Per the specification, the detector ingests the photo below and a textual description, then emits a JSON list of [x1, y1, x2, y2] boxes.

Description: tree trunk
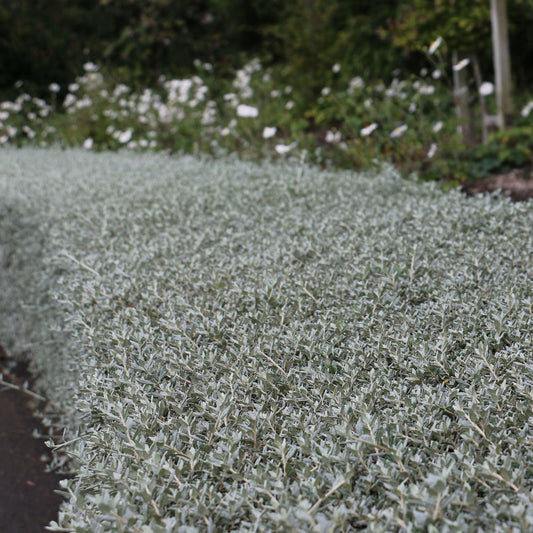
[[490, 0, 512, 128]]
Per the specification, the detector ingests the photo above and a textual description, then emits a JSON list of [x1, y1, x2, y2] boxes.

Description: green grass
[[1, 147, 532, 532]]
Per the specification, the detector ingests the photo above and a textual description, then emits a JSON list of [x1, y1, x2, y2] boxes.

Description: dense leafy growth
[[1, 148, 532, 531]]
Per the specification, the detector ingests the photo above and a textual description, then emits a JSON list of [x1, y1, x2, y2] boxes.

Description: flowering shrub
[[3, 54, 530, 182], [1, 148, 532, 532]]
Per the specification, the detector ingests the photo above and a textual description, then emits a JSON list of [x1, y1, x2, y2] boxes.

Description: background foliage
[[2, 0, 533, 93]]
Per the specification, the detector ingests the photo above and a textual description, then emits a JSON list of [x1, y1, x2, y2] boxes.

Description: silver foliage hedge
[[1, 147, 532, 532]]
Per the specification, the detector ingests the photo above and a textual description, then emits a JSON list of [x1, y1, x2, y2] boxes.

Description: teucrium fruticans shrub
[[0, 147, 532, 532]]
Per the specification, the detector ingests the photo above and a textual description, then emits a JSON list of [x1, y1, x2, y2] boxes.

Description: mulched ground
[[0, 346, 66, 533], [461, 165, 533, 202], [0, 169, 530, 532]]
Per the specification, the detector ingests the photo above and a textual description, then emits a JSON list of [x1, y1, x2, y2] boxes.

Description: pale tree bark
[[491, 0, 512, 128]]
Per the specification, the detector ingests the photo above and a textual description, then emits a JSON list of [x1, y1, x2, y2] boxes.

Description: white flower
[[275, 143, 295, 155], [521, 101, 533, 117], [432, 69, 442, 80], [106, 125, 115, 135], [390, 124, 408, 138], [83, 62, 99, 72], [63, 94, 77, 108], [349, 76, 365, 90], [325, 130, 342, 144], [321, 87, 331, 97], [427, 143, 438, 158], [27, 112, 37, 121], [332, 63, 341, 73], [429, 37, 443, 55], [408, 102, 417, 113], [364, 99, 372, 108], [68, 83, 80, 92], [285, 101, 294, 110], [0, 134, 8, 144], [418, 85, 435, 95], [432, 121, 443, 133], [420, 68, 428, 77], [220, 127, 230, 136], [236, 104, 259, 118], [6, 126, 17, 137], [270, 89, 281, 98], [83, 137, 94, 150], [452, 58, 470, 72], [479, 82, 494, 96], [49, 82, 60, 93], [263, 127, 277, 139], [22, 125, 36, 139], [117, 129, 133, 143], [360, 123, 378, 136], [0, 111, 9, 120]]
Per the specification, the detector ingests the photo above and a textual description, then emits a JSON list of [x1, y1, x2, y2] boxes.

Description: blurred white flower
[[349, 76, 365, 90], [432, 69, 442, 80], [117, 129, 133, 143], [83, 62, 99, 72], [237, 104, 259, 118], [452, 58, 470, 72], [106, 125, 115, 135], [427, 143, 438, 158], [83, 137, 94, 150], [325, 130, 342, 143], [0, 134, 8, 144], [0, 111, 9, 120], [420, 68, 428, 77], [68, 83, 80, 92], [49, 82, 60, 93], [390, 124, 408, 138], [479, 82, 494, 96], [432, 121, 443, 133], [521, 101, 533, 117], [332, 63, 341, 73], [270, 89, 281, 98], [284, 86, 293, 94], [321, 87, 331, 97], [14, 80, 23, 89], [27, 112, 37, 121], [429, 37, 443, 55], [22, 125, 36, 139], [409, 102, 417, 113], [285, 101, 294, 110], [220, 127, 230, 136], [360, 123, 378, 136], [263, 126, 277, 139], [63, 93, 77, 108], [139, 139, 149, 148], [275, 143, 295, 154], [6, 126, 17, 137], [364, 98, 372, 108], [418, 85, 435, 95]]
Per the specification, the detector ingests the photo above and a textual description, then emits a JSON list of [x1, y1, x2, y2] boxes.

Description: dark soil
[[0, 346, 66, 533], [461, 165, 533, 202]]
